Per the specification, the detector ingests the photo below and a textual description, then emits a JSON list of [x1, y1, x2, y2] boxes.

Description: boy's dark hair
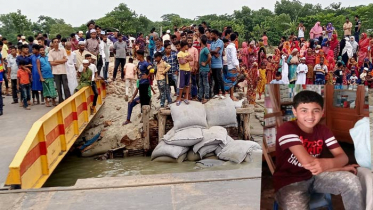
[[201, 35, 207, 45], [2, 37, 6, 41], [293, 90, 324, 110], [164, 42, 171, 48], [146, 55, 151, 61], [337, 62, 343, 67], [263, 32, 267, 35], [19, 60, 26, 66], [21, 44, 28, 50], [174, 40, 180, 46], [174, 28, 178, 32], [0, 41, 2, 46], [70, 33, 76, 38], [43, 34, 48, 38], [198, 26, 204, 34], [27, 36, 34, 42], [282, 36, 287, 40], [137, 50, 145, 56], [211, 29, 219, 36], [32, 44, 40, 50], [129, 58, 133, 62], [86, 20, 95, 28], [9, 46, 16, 50], [51, 37, 59, 43], [187, 30, 193, 35], [205, 28, 211, 33], [164, 40, 171, 46], [117, 33, 122, 37], [17, 34, 22, 38], [154, 52, 163, 58], [222, 38, 229, 43], [85, 54, 91, 58], [56, 34, 62, 39], [230, 33, 237, 41], [180, 40, 188, 48], [171, 35, 177, 40], [275, 72, 282, 77], [61, 38, 67, 42], [355, 15, 359, 18], [234, 31, 239, 37], [39, 45, 45, 50], [225, 29, 232, 35]]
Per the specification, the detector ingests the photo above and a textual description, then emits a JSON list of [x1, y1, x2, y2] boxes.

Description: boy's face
[[136, 54, 143, 61], [275, 75, 281, 81], [292, 102, 324, 132], [155, 56, 161, 63], [32, 48, 39, 54], [176, 44, 181, 51]]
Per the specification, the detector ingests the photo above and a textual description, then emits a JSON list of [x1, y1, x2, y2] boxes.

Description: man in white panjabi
[[65, 42, 78, 95], [295, 57, 308, 84], [281, 54, 289, 84]]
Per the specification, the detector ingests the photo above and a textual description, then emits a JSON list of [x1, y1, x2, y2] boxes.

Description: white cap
[[345, 37, 349, 41], [100, 31, 106, 35], [90, 29, 97, 33], [166, 30, 170, 33], [0, 34, 2, 37], [300, 57, 306, 60], [82, 59, 89, 64], [78, 31, 83, 34], [78, 41, 85, 45], [364, 67, 368, 71], [21, 36, 26, 39]]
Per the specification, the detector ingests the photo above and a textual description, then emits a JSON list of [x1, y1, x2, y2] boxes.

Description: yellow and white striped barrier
[[5, 81, 106, 189]]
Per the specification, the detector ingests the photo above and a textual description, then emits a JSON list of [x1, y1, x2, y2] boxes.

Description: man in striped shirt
[[274, 90, 363, 210]]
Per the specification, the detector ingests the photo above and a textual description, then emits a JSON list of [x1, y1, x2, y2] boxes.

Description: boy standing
[[17, 61, 32, 110], [37, 46, 57, 107], [295, 57, 308, 84], [198, 35, 211, 104], [333, 62, 344, 89], [123, 57, 137, 101], [274, 90, 363, 210], [270, 72, 285, 84], [79, 54, 98, 113], [313, 58, 328, 85], [176, 40, 193, 106], [7, 46, 19, 104], [154, 52, 172, 108], [136, 50, 153, 109]]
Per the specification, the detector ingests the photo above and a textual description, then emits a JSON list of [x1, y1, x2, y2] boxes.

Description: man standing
[[65, 42, 78, 95], [113, 34, 127, 81], [225, 34, 240, 101], [163, 30, 171, 44], [298, 22, 306, 42], [74, 41, 91, 69], [85, 29, 99, 58], [187, 37, 199, 100], [48, 38, 70, 103], [163, 42, 179, 96], [101, 33, 112, 81], [37, 46, 57, 107], [7, 46, 19, 104], [354, 15, 362, 43], [209, 29, 225, 99], [343, 17, 352, 37]]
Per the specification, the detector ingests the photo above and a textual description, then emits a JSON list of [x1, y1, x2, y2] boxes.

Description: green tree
[[49, 23, 74, 38], [0, 9, 33, 43]]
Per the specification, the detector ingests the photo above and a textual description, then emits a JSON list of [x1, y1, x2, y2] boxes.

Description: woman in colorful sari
[[257, 62, 266, 100], [76, 60, 92, 91], [282, 41, 291, 55], [266, 56, 275, 83], [287, 48, 299, 84], [257, 47, 267, 67], [305, 48, 316, 84], [326, 23, 334, 39], [247, 41, 257, 69], [246, 62, 258, 104], [291, 41, 300, 52], [358, 33, 370, 67], [309, 22, 323, 39], [329, 34, 340, 60], [273, 48, 281, 71], [240, 42, 249, 69], [326, 50, 336, 84]]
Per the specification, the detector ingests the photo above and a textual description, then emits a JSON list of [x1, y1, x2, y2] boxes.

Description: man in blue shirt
[[163, 42, 179, 95], [136, 50, 153, 108], [209, 29, 225, 99]]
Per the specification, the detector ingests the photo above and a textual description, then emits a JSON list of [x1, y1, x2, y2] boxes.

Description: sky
[[0, 0, 371, 27]]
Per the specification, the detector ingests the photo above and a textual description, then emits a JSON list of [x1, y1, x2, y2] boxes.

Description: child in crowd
[[295, 57, 308, 84], [348, 72, 358, 90], [17, 60, 32, 110], [37, 46, 57, 107], [274, 90, 363, 210], [154, 52, 172, 108], [198, 35, 211, 104], [145, 55, 156, 95], [313, 58, 328, 85], [176, 40, 193, 106], [333, 62, 344, 89], [123, 57, 137, 101], [78, 54, 98, 113], [136, 50, 153, 109], [257, 62, 266, 100], [122, 79, 152, 126], [270, 72, 285, 84], [360, 67, 368, 85]]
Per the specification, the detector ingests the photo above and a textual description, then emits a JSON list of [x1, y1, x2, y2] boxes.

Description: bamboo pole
[[158, 108, 167, 142], [142, 105, 150, 151]]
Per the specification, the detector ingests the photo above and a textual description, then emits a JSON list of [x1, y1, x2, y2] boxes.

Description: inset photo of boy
[[261, 84, 371, 210]]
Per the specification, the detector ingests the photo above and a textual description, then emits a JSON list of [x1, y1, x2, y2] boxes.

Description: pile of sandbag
[[151, 99, 262, 164]]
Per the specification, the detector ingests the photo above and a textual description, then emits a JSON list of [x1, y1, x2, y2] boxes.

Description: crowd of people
[[0, 16, 373, 117]]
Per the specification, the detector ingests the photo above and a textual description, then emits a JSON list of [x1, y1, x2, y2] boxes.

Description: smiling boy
[[274, 90, 363, 210]]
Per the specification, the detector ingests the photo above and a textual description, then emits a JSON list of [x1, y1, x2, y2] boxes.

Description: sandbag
[[170, 101, 208, 131], [152, 153, 187, 163], [196, 159, 226, 168], [204, 98, 237, 127], [198, 145, 219, 159], [151, 141, 189, 160], [215, 146, 223, 156], [193, 126, 228, 153], [204, 153, 218, 159], [244, 149, 262, 162], [187, 150, 201, 161], [164, 127, 203, 146], [218, 140, 262, 164]]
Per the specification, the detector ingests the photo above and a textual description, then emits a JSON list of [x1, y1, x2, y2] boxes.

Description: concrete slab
[[0, 96, 51, 186]]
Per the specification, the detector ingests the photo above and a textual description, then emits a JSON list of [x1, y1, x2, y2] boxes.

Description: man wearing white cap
[[48, 38, 71, 103], [21, 36, 28, 45], [74, 41, 90, 69], [295, 57, 308, 84], [162, 30, 171, 44], [85, 29, 99, 57]]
